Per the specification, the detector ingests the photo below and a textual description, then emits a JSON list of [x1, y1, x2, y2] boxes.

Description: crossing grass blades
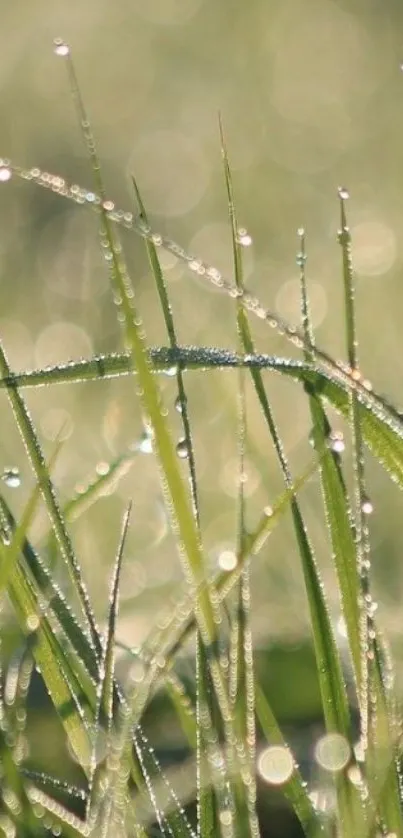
[[0, 37, 403, 838]]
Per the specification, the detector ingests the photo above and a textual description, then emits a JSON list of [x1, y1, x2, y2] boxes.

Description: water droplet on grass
[[236, 227, 253, 246], [176, 438, 188, 459], [338, 186, 350, 200], [2, 467, 21, 488], [174, 394, 187, 413], [218, 549, 237, 571], [327, 431, 345, 453], [0, 165, 12, 182], [296, 251, 307, 267], [257, 746, 294, 785], [138, 432, 153, 454], [53, 38, 70, 56], [315, 733, 350, 771], [361, 497, 373, 515]]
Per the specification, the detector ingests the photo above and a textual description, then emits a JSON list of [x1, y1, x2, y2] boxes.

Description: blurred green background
[[1, 2, 403, 811]]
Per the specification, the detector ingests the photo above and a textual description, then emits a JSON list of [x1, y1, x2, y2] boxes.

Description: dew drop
[[138, 432, 153, 454], [236, 227, 253, 247], [165, 365, 178, 377], [174, 394, 187, 413], [257, 746, 294, 785], [0, 165, 12, 182], [2, 467, 21, 488], [26, 614, 40, 633], [327, 431, 345, 453], [361, 497, 373, 516], [176, 438, 189, 459], [96, 461, 110, 477], [315, 733, 350, 772], [53, 38, 70, 57], [297, 227, 305, 237], [218, 549, 238, 572], [296, 251, 307, 268], [338, 186, 350, 200]]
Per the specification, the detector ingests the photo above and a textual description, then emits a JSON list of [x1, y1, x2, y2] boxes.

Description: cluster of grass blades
[[1, 38, 403, 838]]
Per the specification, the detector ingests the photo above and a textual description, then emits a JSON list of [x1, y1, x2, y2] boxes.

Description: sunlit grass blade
[[0, 725, 46, 836], [3, 347, 403, 491], [296, 227, 364, 834], [131, 176, 208, 836], [133, 449, 323, 781], [220, 116, 259, 837], [338, 190, 370, 727], [27, 783, 89, 837], [63, 446, 139, 523], [2, 348, 403, 493], [63, 38, 226, 684], [9, 154, 403, 439], [1, 496, 100, 689], [60, 45, 237, 837], [297, 226, 362, 678], [338, 191, 403, 834], [0, 516, 94, 768], [221, 123, 357, 834], [0, 437, 62, 597], [87, 504, 131, 826], [131, 175, 200, 525], [255, 684, 322, 838], [0, 341, 101, 659]]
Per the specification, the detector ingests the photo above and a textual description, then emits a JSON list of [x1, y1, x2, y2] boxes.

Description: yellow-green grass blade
[[338, 193, 403, 835], [61, 45, 235, 836], [0, 341, 101, 659], [220, 117, 259, 837], [255, 684, 321, 838], [3, 539, 93, 768], [87, 505, 131, 825], [221, 122, 355, 834]]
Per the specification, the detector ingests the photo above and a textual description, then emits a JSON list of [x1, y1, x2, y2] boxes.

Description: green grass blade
[[1, 497, 100, 688], [1, 537, 93, 768], [220, 117, 259, 838], [0, 439, 61, 597], [255, 684, 323, 838], [87, 504, 131, 825], [60, 46, 235, 836], [338, 192, 403, 835], [0, 342, 101, 658], [131, 175, 200, 527]]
